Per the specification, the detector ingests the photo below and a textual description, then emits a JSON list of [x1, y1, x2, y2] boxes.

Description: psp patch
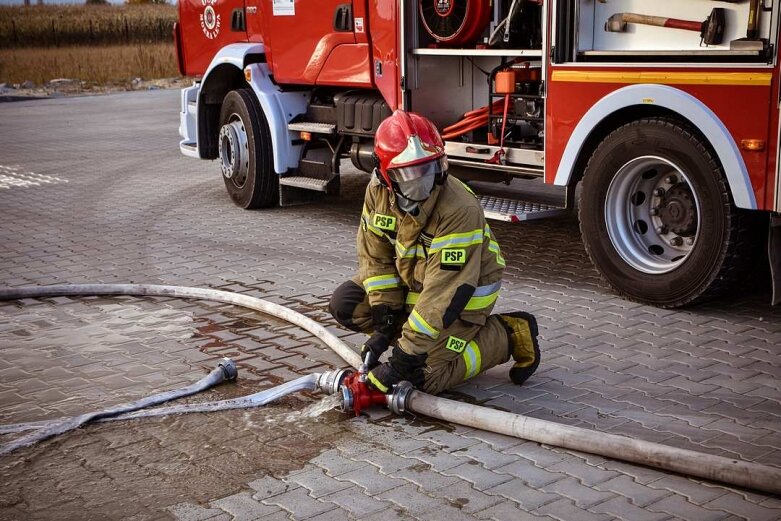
[[373, 213, 397, 232], [444, 336, 468, 353], [441, 248, 466, 267]]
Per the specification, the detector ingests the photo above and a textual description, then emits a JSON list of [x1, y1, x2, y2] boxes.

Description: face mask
[[395, 193, 421, 214], [392, 171, 436, 214]]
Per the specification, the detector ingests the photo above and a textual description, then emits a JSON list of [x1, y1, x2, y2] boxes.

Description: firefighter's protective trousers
[[329, 176, 511, 395]]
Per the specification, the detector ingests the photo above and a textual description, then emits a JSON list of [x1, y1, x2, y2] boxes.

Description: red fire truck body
[[174, 0, 781, 307]]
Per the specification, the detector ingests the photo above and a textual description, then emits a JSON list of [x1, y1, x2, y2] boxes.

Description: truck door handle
[[231, 8, 246, 32], [333, 4, 353, 32]]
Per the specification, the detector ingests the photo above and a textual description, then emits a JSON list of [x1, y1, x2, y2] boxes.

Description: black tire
[[218, 89, 277, 209], [579, 117, 755, 308]]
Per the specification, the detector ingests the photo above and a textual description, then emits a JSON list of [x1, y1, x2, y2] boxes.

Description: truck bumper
[[179, 81, 200, 158]]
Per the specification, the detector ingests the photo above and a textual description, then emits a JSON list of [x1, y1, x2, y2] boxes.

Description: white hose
[[1, 284, 780, 495]]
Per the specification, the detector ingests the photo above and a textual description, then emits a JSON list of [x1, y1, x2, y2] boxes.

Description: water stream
[[285, 393, 343, 421]]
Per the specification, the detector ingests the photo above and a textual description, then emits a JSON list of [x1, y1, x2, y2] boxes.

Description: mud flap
[[771, 213, 781, 305]]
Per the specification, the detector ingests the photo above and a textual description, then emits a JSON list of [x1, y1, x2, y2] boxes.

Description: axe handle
[[747, 0, 760, 39], [617, 13, 703, 33]]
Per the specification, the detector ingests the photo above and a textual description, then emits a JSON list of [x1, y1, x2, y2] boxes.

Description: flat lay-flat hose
[[0, 358, 236, 456]]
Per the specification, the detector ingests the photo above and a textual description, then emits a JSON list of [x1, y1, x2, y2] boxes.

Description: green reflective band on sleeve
[[430, 229, 484, 252], [408, 309, 440, 339], [441, 248, 467, 265], [363, 274, 402, 292], [405, 292, 420, 306], [464, 280, 502, 310], [489, 240, 505, 267], [445, 336, 467, 353], [372, 213, 397, 232], [367, 372, 389, 393], [463, 340, 482, 380], [395, 241, 422, 259], [485, 224, 505, 267]]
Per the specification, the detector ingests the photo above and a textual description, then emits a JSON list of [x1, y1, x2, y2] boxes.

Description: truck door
[[255, 0, 358, 85], [369, 0, 404, 110], [178, 0, 249, 76]]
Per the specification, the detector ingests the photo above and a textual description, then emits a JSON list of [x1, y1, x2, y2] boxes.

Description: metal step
[[287, 121, 336, 134], [279, 175, 335, 192], [478, 195, 567, 222]]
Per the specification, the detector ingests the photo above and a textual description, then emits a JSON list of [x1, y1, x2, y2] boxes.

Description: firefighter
[[329, 110, 540, 395]]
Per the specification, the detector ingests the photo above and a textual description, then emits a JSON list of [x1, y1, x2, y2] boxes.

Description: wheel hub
[[604, 156, 701, 275], [658, 184, 697, 236], [218, 117, 249, 188]]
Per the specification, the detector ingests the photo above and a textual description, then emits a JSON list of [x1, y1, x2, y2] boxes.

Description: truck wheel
[[218, 89, 277, 209], [579, 118, 752, 308]]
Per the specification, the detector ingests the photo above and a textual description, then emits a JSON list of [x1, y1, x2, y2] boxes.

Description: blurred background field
[[0, 4, 179, 89]]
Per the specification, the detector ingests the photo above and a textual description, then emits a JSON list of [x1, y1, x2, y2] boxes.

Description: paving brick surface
[[1, 91, 780, 520]]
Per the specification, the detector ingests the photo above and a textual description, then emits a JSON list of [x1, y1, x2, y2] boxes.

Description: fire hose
[[1, 284, 780, 495], [0, 357, 237, 456]]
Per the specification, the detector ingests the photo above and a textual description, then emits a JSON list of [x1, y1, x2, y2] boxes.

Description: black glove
[[366, 346, 427, 393], [360, 332, 391, 371]]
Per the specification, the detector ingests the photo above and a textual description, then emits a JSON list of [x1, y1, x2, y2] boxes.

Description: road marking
[[0, 165, 67, 190]]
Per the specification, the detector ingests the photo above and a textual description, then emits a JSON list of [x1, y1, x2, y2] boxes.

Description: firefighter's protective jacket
[[358, 175, 505, 357]]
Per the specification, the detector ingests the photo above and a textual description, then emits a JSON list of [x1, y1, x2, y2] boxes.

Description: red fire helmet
[[374, 110, 446, 191]]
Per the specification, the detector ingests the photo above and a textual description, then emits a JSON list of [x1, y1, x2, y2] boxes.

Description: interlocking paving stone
[[494, 458, 563, 488], [647, 495, 729, 521], [595, 475, 672, 507], [332, 464, 407, 495], [320, 486, 390, 518], [289, 466, 355, 498], [533, 499, 613, 521], [210, 491, 283, 520], [590, 496, 670, 521], [443, 461, 516, 491], [484, 477, 562, 510], [259, 486, 337, 519], [474, 500, 554, 520]]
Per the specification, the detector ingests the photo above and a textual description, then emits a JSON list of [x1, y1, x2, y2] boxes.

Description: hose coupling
[[316, 369, 350, 395], [386, 381, 414, 415], [338, 375, 415, 417], [217, 358, 238, 381], [338, 372, 387, 416]]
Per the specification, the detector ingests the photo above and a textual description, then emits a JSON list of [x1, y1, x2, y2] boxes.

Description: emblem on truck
[[200, 0, 221, 40]]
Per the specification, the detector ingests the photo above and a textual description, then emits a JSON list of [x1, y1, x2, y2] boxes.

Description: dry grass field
[[0, 43, 178, 86], [0, 4, 177, 48], [0, 5, 179, 87]]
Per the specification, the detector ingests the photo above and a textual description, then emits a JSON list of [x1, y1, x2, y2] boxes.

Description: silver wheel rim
[[218, 114, 250, 188], [604, 156, 700, 275]]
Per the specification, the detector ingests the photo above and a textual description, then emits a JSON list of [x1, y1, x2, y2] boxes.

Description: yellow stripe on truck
[[551, 70, 773, 87]]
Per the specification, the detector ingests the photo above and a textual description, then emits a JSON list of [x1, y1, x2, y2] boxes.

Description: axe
[[605, 8, 726, 46]]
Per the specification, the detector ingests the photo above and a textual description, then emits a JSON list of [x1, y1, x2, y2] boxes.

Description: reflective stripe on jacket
[[357, 175, 505, 357]]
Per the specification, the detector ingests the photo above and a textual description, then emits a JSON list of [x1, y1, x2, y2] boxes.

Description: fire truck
[[174, 0, 781, 308]]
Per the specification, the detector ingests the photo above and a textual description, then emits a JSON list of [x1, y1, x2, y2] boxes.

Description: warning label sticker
[[272, 0, 295, 16]]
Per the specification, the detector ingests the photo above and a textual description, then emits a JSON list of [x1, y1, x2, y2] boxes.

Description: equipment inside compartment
[[417, 0, 543, 50], [413, 0, 546, 155]]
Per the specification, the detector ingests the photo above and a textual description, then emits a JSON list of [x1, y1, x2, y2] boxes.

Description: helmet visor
[[388, 158, 446, 203], [388, 156, 446, 182]]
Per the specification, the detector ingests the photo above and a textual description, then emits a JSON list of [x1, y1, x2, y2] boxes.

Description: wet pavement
[[1, 90, 780, 520]]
